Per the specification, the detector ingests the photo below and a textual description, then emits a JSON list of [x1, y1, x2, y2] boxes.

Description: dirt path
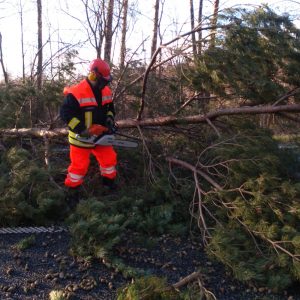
[[0, 230, 299, 300]]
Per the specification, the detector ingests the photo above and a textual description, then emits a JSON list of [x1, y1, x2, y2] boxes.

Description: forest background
[[1, 0, 300, 298]]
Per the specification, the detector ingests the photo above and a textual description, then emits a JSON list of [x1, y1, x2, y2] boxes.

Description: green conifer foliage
[[190, 6, 300, 105], [0, 81, 37, 128], [67, 199, 128, 258], [0, 146, 66, 226], [67, 177, 191, 260], [184, 7, 300, 287], [0, 51, 75, 128], [117, 276, 181, 300], [202, 127, 300, 290]]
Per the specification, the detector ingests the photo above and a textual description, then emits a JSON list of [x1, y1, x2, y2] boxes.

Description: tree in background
[[119, 0, 128, 69], [197, 0, 204, 55], [151, 0, 160, 58], [210, 0, 219, 48], [18, 0, 25, 82], [189, 0, 197, 59], [0, 32, 8, 85], [81, 0, 105, 58], [0, 1, 8, 85], [104, 0, 114, 62], [36, 0, 43, 91]]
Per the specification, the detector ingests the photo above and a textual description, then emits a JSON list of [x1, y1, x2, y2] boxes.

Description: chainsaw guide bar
[[75, 133, 138, 148]]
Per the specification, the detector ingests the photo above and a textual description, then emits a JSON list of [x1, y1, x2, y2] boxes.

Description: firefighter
[[60, 58, 117, 191]]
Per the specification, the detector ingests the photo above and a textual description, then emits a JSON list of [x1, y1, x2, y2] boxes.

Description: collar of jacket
[[64, 79, 112, 107]]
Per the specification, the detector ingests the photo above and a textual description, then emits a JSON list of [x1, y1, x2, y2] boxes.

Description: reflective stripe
[[85, 111, 92, 128], [102, 95, 112, 101], [102, 94, 112, 106], [69, 131, 79, 138], [68, 172, 84, 181], [68, 131, 95, 148], [78, 97, 97, 106], [63, 81, 114, 148], [100, 166, 116, 175], [68, 117, 80, 130], [69, 136, 95, 148]]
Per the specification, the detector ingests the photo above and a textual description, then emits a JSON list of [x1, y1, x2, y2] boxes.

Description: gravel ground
[[0, 230, 299, 300]]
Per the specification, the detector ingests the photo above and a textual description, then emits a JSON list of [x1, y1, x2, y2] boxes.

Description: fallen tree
[[0, 103, 299, 138]]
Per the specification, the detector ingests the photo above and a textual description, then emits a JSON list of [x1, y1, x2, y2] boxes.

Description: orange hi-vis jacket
[[63, 79, 114, 148]]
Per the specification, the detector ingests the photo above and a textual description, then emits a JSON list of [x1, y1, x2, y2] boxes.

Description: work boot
[[66, 186, 81, 210], [102, 177, 118, 194]]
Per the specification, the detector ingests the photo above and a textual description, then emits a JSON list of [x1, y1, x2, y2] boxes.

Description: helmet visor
[[93, 69, 112, 82], [102, 74, 113, 82]]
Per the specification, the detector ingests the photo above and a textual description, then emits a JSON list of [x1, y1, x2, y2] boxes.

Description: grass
[[14, 235, 36, 251], [273, 134, 300, 143]]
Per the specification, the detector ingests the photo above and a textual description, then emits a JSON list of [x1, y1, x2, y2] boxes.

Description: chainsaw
[[75, 131, 138, 148]]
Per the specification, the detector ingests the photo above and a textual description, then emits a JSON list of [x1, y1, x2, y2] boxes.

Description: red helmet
[[89, 58, 112, 81]]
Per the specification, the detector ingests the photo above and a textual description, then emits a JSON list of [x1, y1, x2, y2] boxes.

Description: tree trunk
[[0, 32, 8, 85], [104, 0, 114, 62], [198, 0, 203, 55], [119, 0, 129, 120], [37, 0, 43, 89], [120, 0, 128, 69], [19, 0, 25, 81], [1, 104, 300, 138], [210, 0, 219, 48], [189, 0, 197, 59], [151, 0, 160, 58]]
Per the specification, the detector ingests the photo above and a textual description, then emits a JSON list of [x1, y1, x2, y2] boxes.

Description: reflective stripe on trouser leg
[[65, 172, 84, 188], [92, 145, 117, 179], [100, 166, 116, 177], [64, 145, 92, 187]]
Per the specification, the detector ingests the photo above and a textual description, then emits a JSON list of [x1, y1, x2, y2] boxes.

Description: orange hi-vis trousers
[[65, 144, 117, 188]]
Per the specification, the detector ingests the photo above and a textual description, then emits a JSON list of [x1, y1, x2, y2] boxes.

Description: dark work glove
[[105, 116, 116, 134]]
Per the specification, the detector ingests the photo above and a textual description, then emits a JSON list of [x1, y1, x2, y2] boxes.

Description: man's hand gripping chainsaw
[[75, 124, 138, 148]]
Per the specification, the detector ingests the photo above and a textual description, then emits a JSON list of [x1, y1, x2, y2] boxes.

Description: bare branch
[[205, 117, 221, 138], [173, 271, 202, 289], [120, 104, 300, 128], [272, 87, 300, 106], [136, 23, 233, 120], [166, 157, 222, 190], [172, 93, 217, 116]]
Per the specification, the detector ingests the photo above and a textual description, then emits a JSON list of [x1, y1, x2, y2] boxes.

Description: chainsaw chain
[[0, 226, 68, 234]]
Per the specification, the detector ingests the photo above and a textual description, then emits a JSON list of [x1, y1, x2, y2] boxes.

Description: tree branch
[[166, 157, 222, 190], [137, 24, 233, 120], [121, 103, 300, 128], [1, 103, 300, 138], [173, 271, 202, 289]]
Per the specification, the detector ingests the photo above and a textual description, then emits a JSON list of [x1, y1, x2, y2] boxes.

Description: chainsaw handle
[[107, 122, 118, 134], [89, 124, 108, 136]]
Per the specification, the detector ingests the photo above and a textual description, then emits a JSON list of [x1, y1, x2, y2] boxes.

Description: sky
[[0, 0, 299, 80]]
